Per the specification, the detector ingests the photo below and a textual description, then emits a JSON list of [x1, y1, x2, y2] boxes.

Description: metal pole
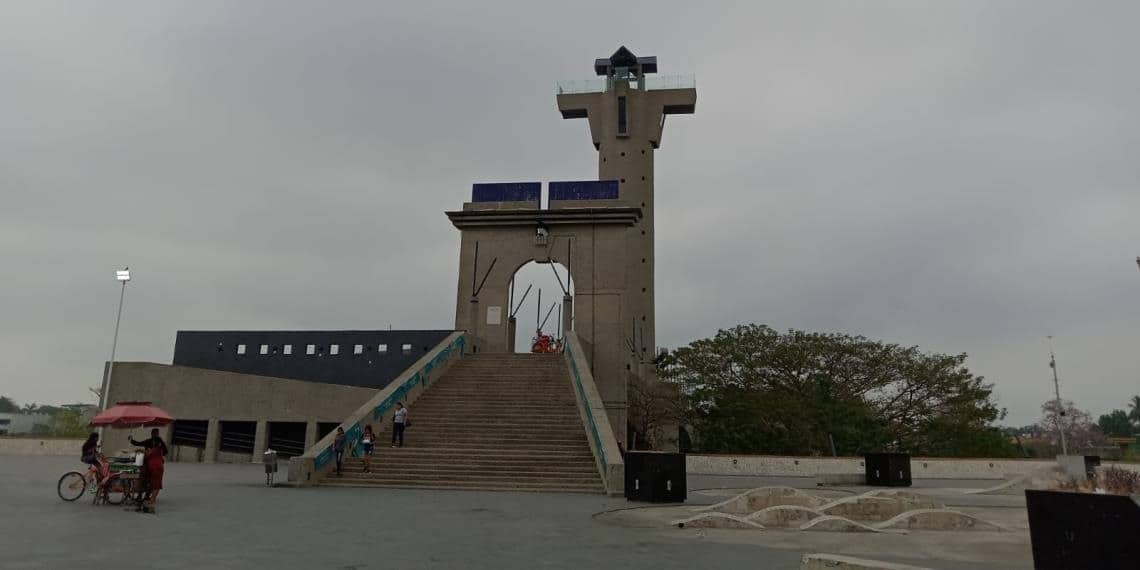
[[1047, 336, 1068, 455], [536, 288, 541, 333], [100, 280, 127, 412]]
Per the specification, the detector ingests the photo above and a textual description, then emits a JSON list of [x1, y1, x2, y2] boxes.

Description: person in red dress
[[130, 428, 168, 513]]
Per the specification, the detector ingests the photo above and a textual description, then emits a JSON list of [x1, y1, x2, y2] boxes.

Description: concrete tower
[[448, 47, 695, 444], [556, 46, 696, 377]]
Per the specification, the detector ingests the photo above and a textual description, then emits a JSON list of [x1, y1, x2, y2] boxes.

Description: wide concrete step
[[346, 454, 595, 467], [357, 447, 595, 459], [401, 424, 583, 435], [341, 463, 597, 475], [413, 402, 577, 410], [320, 479, 603, 494], [397, 442, 589, 452], [404, 437, 588, 447], [330, 472, 600, 485]]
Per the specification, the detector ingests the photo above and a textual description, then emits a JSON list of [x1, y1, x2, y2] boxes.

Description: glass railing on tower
[[555, 78, 607, 95], [645, 74, 696, 91]]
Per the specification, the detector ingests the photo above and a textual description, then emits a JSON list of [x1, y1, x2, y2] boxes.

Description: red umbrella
[[89, 401, 174, 428]]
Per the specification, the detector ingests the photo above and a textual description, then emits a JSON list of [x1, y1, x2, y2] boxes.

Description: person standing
[[332, 427, 346, 476], [391, 402, 409, 448], [361, 425, 375, 473], [129, 428, 168, 513]]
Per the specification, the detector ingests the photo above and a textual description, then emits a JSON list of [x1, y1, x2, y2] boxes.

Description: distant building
[[0, 413, 52, 435]]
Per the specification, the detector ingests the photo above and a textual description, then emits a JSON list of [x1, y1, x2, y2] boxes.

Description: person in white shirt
[[392, 402, 409, 448]]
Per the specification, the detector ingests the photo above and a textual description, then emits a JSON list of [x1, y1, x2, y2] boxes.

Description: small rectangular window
[[330, 344, 340, 355], [401, 343, 412, 354], [306, 344, 316, 355], [378, 344, 388, 354], [259, 344, 269, 355], [353, 344, 363, 354], [283, 344, 292, 355], [236, 344, 246, 355], [617, 96, 627, 135]]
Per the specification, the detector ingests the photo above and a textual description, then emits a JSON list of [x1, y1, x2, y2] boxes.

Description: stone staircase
[[321, 353, 604, 493]]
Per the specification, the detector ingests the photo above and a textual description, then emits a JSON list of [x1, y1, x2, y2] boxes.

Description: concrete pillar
[[252, 420, 268, 459], [203, 418, 220, 463], [304, 421, 317, 451], [562, 294, 573, 336], [468, 297, 480, 352]]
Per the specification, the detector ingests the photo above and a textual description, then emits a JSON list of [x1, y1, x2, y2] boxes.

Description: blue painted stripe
[[549, 180, 619, 201], [472, 182, 540, 203]]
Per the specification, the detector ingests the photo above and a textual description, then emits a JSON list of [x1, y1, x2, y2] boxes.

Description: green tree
[[0, 396, 18, 413], [50, 409, 90, 438], [1129, 395, 1140, 427], [662, 324, 1016, 457], [1098, 409, 1134, 437]]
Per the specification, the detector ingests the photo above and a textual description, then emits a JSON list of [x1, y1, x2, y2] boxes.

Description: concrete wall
[[686, 454, 1062, 480], [101, 362, 376, 461], [0, 437, 84, 456]]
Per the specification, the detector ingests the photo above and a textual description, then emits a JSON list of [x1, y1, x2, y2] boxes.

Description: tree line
[[632, 324, 1137, 458]]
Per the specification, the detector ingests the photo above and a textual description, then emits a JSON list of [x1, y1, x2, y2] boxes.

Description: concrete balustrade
[[563, 332, 625, 495]]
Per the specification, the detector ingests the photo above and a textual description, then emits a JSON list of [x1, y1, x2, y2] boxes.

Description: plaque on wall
[[486, 306, 502, 325]]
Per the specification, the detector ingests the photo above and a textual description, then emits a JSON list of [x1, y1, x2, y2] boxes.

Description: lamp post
[[99, 267, 131, 413]]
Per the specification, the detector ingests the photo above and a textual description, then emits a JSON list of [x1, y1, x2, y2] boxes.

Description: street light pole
[[100, 268, 131, 413], [1047, 336, 1068, 455]]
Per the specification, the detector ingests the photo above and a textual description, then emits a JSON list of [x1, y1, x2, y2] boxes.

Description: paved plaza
[[1, 457, 1032, 569]]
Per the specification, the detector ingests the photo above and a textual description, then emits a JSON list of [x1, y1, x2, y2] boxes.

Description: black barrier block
[[1026, 489, 1140, 569], [864, 453, 912, 487], [624, 451, 686, 503]]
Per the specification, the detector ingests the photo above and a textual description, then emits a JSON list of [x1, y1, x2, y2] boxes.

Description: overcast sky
[[2, 1, 1137, 425]]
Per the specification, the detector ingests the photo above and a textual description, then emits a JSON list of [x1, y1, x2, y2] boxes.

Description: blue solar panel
[[471, 182, 541, 203], [549, 180, 620, 201]]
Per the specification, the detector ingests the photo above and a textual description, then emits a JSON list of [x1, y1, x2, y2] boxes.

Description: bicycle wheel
[[57, 471, 87, 502], [102, 474, 127, 505]]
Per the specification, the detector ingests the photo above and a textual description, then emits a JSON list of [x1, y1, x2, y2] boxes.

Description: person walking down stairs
[[361, 425, 375, 473], [392, 402, 409, 448], [333, 427, 346, 476]]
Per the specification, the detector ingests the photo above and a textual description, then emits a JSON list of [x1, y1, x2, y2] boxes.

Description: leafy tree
[[0, 396, 18, 413], [1129, 395, 1140, 427], [661, 324, 1016, 457], [50, 409, 91, 438], [627, 373, 683, 450], [1097, 409, 1134, 437], [1037, 399, 1105, 452]]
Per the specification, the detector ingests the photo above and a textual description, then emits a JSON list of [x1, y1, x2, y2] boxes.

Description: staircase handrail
[[563, 332, 624, 495], [288, 331, 467, 486]]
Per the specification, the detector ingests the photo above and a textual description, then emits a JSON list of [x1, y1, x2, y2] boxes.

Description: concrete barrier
[[564, 333, 625, 495], [0, 437, 84, 456], [688, 454, 1059, 480], [801, 554, 932, 570]]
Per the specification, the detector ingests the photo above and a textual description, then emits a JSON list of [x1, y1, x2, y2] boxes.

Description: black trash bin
[[624, 451, 686, 503], [1027, 489, 1140, 569], [864, 453, 912, 487]]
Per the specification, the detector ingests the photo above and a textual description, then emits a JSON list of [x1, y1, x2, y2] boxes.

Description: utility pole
[[1047, 336, 1068, 455]]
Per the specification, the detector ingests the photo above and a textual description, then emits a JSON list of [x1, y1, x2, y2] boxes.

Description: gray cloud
[[2, 1, 1137, 425]]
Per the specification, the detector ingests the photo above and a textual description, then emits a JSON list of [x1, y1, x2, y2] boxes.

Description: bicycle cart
[[56, 401, 173, 508]]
